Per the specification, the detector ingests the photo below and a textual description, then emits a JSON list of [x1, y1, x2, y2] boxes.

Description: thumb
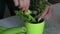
[[38, 5, 49, 22]]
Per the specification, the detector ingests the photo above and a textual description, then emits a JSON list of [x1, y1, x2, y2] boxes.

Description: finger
[[21, 0, 26, 11], [38, 5, 49, 18], [24, 6, 29, 15], [41, 5, 50, 17], [24, 4, 30, 15], [38, 5, 49, 22], [13, 0, 19, 6], [19, 0, 24, 9], [22, 8, 25, 11], [24, 0, 30, 15], [45, 5, 53, 19], [49, 5, 53, 14]]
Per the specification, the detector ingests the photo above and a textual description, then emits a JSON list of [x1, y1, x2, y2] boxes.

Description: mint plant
[[15, 0, 48, 23]]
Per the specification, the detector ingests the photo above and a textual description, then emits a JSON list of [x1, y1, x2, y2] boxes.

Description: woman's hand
[[13, 0, 30, 14], [13, 0, 53, 22], [38, 4, 53, 22]]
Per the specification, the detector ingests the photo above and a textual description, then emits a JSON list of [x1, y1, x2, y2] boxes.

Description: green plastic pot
[[25, 21, 45, 34]]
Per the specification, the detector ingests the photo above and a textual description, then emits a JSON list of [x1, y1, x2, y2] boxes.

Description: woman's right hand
[[13, 0, 30, 14]]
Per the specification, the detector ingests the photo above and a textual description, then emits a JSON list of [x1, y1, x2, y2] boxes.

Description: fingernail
[[38, 18, 41, 22]]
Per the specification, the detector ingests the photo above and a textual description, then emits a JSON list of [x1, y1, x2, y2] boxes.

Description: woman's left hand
[[38, 4, 53, 22]]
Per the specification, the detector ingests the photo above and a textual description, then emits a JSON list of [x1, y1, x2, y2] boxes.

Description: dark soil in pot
[[30, 18, 44, 24]]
